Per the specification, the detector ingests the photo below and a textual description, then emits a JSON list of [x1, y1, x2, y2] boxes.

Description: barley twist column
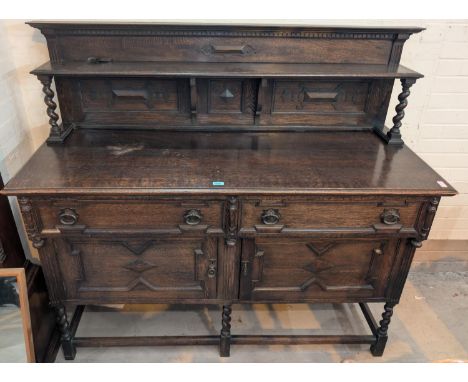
[[387, 78, 416, 144], [38, 75, 62, 136], [37, 74, 73, 143], [370, 302, 396, 356], [55, 304, 76, 360], [219, 304, 232, 357]]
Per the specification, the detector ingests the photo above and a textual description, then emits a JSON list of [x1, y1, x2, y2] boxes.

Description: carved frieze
[[42, 27, 396, 40]]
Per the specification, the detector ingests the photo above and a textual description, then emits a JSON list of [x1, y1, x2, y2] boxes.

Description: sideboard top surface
[[27, 21, 425, 33], [3, 130, 455, 197]]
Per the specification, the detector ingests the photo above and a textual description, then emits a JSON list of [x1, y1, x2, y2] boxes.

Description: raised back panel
[[29, 22, 422, 135]]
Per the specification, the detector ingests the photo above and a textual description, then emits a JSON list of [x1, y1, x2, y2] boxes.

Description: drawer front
[[240, 199, 422, 235], [58, 78, 192, 126], [58, 35, 393, 65], [54, 237, 218, 301], [196, 79, 257, 125], [239, 237, 401, 301], [260, 80, 371, 126], [36, 199, 223, 235]]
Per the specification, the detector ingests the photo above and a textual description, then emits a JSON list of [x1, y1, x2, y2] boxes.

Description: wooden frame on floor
[[0, 267, 35, 362]]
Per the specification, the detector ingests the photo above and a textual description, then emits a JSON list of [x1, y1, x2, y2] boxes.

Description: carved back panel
[[55, 76, 395, 129]]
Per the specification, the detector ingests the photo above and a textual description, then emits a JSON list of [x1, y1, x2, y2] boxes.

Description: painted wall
[[0, 19, 467, 259], [0, 20, 50, 260]]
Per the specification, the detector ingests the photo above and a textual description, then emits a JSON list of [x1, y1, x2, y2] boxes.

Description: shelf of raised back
[[31, 61, 423, 79]]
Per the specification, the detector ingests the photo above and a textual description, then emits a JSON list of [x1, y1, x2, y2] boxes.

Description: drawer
[[35, 198, 223, 235], [58, 34, 393, 65], [53, 237, 218, 302], [240, 198, 422, 235], [260, 79, 371, 126], [239, 237, 402, 301]]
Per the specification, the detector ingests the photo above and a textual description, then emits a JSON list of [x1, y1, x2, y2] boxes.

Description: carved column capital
[[18, 197, 45, 249]]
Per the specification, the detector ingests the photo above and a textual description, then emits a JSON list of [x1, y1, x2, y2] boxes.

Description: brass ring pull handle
[[183, 209, 203, 225], [59, 208, 79, 226], [261, 209, 281, 225], [380, 209, 400, 225]]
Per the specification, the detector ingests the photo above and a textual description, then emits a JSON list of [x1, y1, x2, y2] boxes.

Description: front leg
[[219, 304, 232, 357], [370, 302, 395, 356], [55, 303, 76, 360]]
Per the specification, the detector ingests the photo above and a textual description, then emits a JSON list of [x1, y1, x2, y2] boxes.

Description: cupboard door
[[239, 237, 400, 301], [54, 237, 218, 302]]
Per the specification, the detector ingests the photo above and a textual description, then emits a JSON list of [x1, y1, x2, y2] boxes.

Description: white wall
[[380, 20, 468, 240], [0, 20, 50, 259], [0, 20, 467, 261]]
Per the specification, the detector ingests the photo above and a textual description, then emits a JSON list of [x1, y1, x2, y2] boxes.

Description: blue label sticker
[[212, 181, 224, 186]]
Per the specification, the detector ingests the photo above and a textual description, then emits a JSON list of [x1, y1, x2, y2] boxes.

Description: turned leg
[[386, 78, 416, 145], [370, 302, 395, 356], [55, 303, 76, 360], [219, 304, 232, 357]]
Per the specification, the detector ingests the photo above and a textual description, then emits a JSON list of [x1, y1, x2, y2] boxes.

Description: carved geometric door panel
[[261, 79, 371, 126], [53, 237, 218, 302], [196, 79, 257, 125], [68, 77, 191, 126], [239, 238, 400, 301]]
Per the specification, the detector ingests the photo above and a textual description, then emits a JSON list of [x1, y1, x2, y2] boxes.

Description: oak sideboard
[[2, 22, 456, 360]]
